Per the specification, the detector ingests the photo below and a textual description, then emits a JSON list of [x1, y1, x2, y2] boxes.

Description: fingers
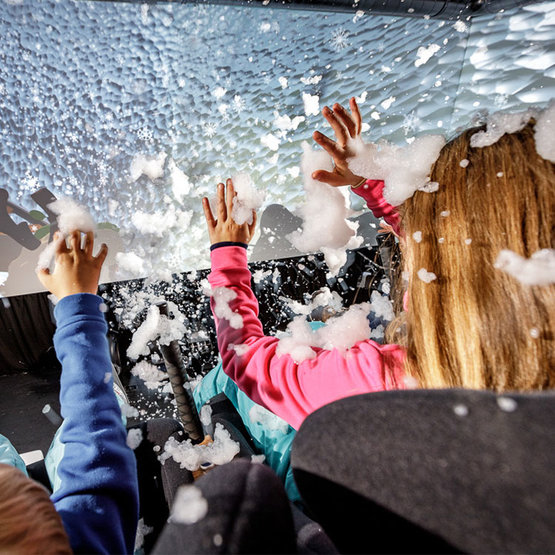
[[94, 243, 108, 266], [333, 103, 357, 139], [202, 197, 216, 230], [350, 97, 363, 136], [53, 231, 70, 254], [225, 178, 235, 217], [311, 169, 349, 187], [248, 210, 257, 239], [36, 267, 51, 288], [216, 182, 226, 221], [84, 231, 94, 257], [69, 230, 81, 253], [322, 106, 349, 147], [313, 131, 344, 161], [36, 267, 51, 278]]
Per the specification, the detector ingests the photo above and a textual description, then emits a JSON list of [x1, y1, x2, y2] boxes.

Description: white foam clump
[[312, 287, 343, 313], [347, 135, 446, 206], [127, 304, 186, 360], [415, 44, 440, 67], [300, 75, 322, 85], [37, 235, 64, 271], [169, 158, 192, 203], [121, 402, 140, 418], [171, 485, 208, 525], [534, 100, 555, 162], [212, 86, 227, 99], [134, 518, 154, 552], [210, 286, 244, 329], [274, 111, 305, 132], [261, 133, 281, 152], [253, 269, 272, 284], [370, 290, 394, 321], [417, 268, 437, 283], [126, 428, 143, 450], [276, 317, 318, 363], [497, 396, 518, 412], [276, 303, 372, 363], [115, 252, 147, 277], [49, 197, 96, 235], [370, 324, 385, 341], [470, 109, 537, 148], [37, 197, 97, 270], [249, 405, 290, 434], [317, 303, 373, 351], [289, 142, 362, 275], [284, 286, 343, 317], [200, 404, 213, 427], [131, 205, 193, 237], [302, 92, 320, 116], [131, 360, 167, 389], [230, 173, 265, 225], [494, 249, 555, 286], [160, 423, 240, 471], [130, 152, 167, 181], [412, 231, 423, 243]]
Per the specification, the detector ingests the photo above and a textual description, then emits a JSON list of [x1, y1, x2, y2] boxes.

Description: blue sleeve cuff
[[53, 293, 106, 324], [210, 241, 248, 251]]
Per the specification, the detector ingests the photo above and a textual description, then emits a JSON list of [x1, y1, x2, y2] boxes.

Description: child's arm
[[37, 231, 139, 555], [203, 182, 403, 431], [311, 97, 401, 235]]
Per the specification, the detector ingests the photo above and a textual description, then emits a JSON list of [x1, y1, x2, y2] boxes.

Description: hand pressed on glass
[[202, 179, 257, 245], [312, 97, 367, 188], [36, 230, 108, 299]]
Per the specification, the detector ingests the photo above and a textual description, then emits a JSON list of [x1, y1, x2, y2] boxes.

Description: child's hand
[[312, 97, 367, 188], [202, 179, 257, 245], [37, 230, 108, 300]]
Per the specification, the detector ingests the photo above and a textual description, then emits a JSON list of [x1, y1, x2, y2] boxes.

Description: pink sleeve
[[208, 246, 405, 430], [353, 179, 402, 235]]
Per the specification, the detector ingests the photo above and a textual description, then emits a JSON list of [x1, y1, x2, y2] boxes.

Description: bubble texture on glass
[[0, 1, 553, 281]]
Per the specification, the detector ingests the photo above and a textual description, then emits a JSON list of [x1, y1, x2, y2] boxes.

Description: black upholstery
[[291, 389, 555, 554], [153, 459, 297, 554]]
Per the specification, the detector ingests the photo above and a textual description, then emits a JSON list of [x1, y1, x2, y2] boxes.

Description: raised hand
[[202, 179, 257, 245], [312, 97, 367, 188], [37, 230, 108, 299]]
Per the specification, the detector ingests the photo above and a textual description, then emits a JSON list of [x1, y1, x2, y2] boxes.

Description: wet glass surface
[[0, 0, 553, 296]]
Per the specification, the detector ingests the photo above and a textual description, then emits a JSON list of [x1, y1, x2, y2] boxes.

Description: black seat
[[291, 389, 555, 554]]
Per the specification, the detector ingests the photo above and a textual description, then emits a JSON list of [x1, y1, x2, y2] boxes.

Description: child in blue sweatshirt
[[0, 230, 139, 554]]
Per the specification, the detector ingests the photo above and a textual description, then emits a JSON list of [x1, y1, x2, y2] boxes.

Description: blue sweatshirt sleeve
[[50, 293, 139, 554]]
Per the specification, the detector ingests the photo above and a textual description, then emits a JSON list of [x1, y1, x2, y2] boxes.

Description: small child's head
[[0, 463, 72, 554], [393, 120, 554, 391]]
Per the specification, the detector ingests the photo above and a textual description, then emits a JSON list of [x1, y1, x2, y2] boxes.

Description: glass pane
[[0, 0, 553, 296]]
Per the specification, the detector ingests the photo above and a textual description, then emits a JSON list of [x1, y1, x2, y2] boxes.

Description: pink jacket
[[354, 179, 402, 235], [209, 246, 405, 431]]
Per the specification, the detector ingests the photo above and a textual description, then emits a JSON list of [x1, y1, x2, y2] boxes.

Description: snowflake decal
[[232, 95, 245, 113], [203, 122, 218, 138], [137, 127, 153, 142], [402, 111, 420, 134], [330, 28, 350, 51]]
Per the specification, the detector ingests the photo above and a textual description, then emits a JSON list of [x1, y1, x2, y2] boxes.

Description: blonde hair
[[388, 122, 554, 391], [0, 464, 72, 554]]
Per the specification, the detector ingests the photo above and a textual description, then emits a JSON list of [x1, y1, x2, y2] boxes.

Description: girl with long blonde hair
[[202, 100, 554, 434]]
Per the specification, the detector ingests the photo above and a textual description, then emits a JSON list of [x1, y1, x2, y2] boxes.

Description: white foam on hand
[[230, 173, 265, 226]]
